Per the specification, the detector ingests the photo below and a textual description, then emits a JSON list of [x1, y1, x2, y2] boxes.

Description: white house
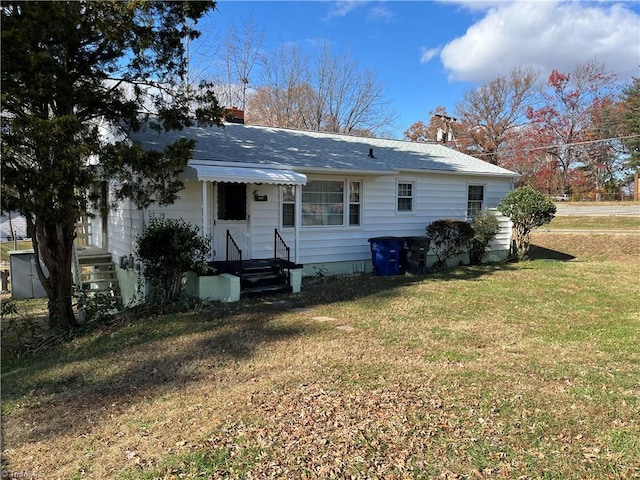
[[93, 118, 518, 304]]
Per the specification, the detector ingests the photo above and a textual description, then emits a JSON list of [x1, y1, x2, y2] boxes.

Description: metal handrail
[[274, 228, 291, 286], [274, 228, 291, 265], [226, 230, 242, 275]]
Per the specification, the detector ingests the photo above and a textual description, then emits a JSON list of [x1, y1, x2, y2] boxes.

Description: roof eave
[[399, 168, 520, 179]]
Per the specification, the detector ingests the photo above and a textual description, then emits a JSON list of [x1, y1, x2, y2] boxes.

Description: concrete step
[[241, 271, 286, 288], [241, 283, 293, 298], [79, 262, 115, 268]]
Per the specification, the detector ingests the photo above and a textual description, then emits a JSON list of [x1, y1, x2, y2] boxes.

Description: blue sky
[[191, 1, 640, 139]]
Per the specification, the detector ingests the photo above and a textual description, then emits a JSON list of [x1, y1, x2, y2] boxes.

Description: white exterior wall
[[90, 213, 103, 249], [106, 195, 143, 261], [146, 181, 204, 228], [108, 181, 290, 263], [294, 172, 513, 266], [248, 183, 281, 259], [101, 171, 513, 276]]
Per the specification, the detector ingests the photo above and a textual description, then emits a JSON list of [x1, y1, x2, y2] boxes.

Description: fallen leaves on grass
[[150, 381, 638, 479]]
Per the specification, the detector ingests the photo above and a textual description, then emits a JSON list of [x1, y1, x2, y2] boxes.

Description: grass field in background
[[0, 239, 33, 264], [2, 230, 639, 479], [547, 215, 640, 230]]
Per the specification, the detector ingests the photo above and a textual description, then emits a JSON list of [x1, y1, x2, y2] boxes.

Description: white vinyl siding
[[249, 183, 280, 259], [106, 195, 143, 262], [296, 173, 512, 265], [105, 172, 513, 270]]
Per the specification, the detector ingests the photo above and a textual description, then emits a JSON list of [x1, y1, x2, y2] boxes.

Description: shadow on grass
[[296, 261, 519, 310], [2, 260, 518, 446], [1, 307, 312, 444], [529, 244, 576, 261]]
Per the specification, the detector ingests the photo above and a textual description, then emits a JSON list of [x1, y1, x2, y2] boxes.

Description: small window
[[282, 185, 295, 228], [349, 181, 361, 226], [397, 182, 414, 212], [468, 185, 484, 217]]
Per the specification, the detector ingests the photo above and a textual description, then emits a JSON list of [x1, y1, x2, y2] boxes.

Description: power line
[[460, 133, 640, 157], [524, 134, 640, 152]]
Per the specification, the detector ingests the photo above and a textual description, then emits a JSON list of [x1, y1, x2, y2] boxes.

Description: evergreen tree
[[620, 78, 640, 170], [1, 1, 223, 330]]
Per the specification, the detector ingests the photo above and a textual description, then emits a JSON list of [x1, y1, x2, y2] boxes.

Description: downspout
[[202, 180, 208, 244], [294, 184, 301, 264], [139, 204, 148, 297]]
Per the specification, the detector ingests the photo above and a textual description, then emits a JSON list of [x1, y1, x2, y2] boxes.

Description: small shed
[[9, 250, 47, 299]]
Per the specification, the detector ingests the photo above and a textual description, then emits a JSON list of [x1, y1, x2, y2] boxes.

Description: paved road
[[554, 203, 640, 216]]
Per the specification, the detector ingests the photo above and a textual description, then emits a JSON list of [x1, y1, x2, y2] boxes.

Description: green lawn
[[0, 239, 33, 263], [1, 233, 639, 479], [547, 215, 640, 230]]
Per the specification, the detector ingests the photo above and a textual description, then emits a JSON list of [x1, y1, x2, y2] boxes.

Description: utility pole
[[434, 114, 457, 144]]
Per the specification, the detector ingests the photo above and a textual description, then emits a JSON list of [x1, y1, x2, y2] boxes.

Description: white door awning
[[184, 165, 307, 185]]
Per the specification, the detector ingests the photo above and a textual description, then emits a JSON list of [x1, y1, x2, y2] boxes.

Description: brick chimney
[[225, 107, 245, 124]]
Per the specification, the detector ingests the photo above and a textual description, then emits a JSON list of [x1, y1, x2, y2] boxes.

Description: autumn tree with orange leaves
[[525, 61, 618, 195]]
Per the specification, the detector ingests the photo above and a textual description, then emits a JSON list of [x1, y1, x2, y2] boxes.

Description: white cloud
[[439, 1, 640, 83], [368, 4, 394, 22], [326, 1, 364, 20], [420, 47, 441, 64], [326, 1, 394, 23]]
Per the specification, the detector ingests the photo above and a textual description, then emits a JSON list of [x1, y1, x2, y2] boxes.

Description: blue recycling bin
[[368, 237, 402, 276]]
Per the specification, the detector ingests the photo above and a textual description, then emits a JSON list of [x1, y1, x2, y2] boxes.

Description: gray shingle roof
[[129, 122, 519, 178]]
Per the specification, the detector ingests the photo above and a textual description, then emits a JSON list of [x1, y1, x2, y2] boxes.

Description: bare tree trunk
[[27, 215, 78, 331], [7, 212, 14, 241]]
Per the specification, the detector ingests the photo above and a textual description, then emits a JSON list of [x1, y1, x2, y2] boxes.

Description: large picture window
[[301, 179, 361, 227], [468, 185, 484, 217]]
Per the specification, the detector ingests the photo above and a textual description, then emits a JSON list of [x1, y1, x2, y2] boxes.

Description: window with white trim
[[349, 181, 361, 226], [282, 185, 295, 228], [301, 179, 361, 227], [397, 182, 414, 212], [468, 185, 484, 217]]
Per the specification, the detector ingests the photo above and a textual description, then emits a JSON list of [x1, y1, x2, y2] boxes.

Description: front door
[[214, 182, 251, 260]]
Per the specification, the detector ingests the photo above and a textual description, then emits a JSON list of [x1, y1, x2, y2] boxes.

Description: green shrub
[[136, 215, 211, 310], [469, 210, 500, 265], [426, 219, 474, 270], [77, 289, 118, 323], [498, 186, 556, 261]]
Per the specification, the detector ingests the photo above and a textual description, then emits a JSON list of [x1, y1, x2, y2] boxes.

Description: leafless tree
[[247, 43, 313, 128], [247, 42, 396, 136], [455, 67, 540, 164], [204, 16, 264, 110]]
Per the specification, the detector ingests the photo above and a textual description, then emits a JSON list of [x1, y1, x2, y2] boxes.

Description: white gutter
[[399, 168, 520, 179]]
